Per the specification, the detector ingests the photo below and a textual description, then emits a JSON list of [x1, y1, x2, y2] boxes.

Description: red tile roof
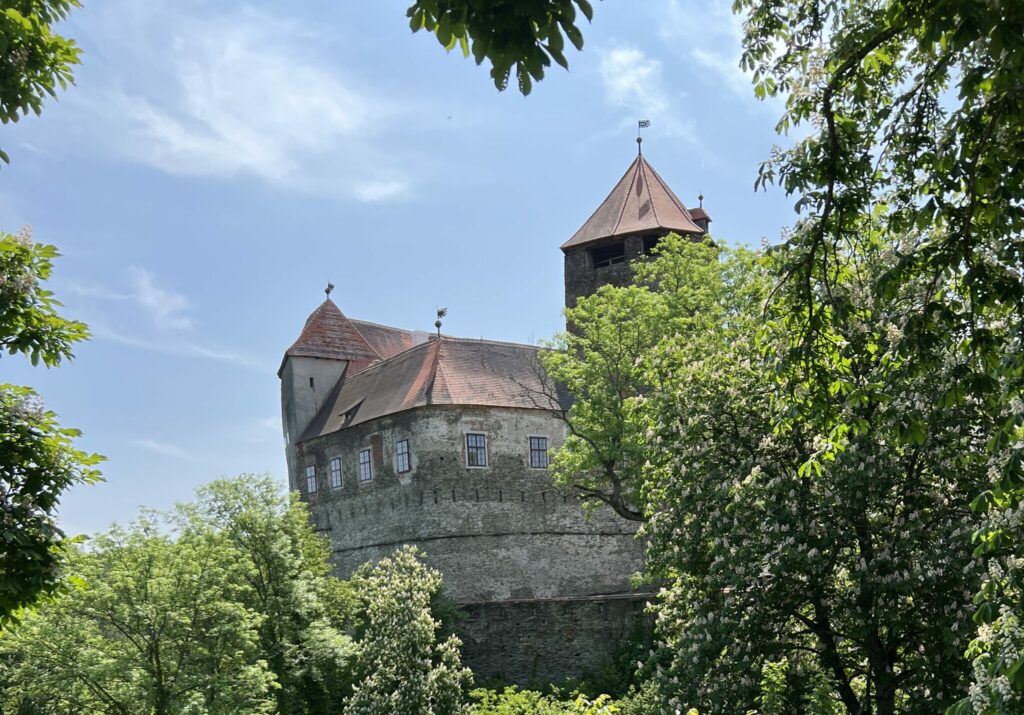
[[280, 300, 381, 374], [688, 206, 710, 222], [349, 319, 417, 360], [300, 337, 566, 442], [562, 154, 705, 250]]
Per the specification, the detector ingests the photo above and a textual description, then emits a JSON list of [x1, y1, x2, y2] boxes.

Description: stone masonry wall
[[563, 235, 643, 308], [459, 594, 652, 684], [297, 405, 643, 603]]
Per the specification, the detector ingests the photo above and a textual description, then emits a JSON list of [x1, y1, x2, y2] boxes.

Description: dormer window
[[590, 241, 625, 268]]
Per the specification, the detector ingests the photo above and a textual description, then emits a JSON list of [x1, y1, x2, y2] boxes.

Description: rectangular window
[[396, 439, 411, 473], [305, 464, 317, 494], [529, 436, 549, 469], [358, 448, 373, 482], [466, 433, 488, 467], [590, 241, 626, 268], [329, 457, 342, 489]]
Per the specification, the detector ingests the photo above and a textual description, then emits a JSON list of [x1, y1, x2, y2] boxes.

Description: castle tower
[[278, 296, 381, 488], [561, 147, 710, 308]]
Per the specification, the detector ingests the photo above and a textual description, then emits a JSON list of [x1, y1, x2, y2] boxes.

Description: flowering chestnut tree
[[640, 226, 997, 713], [347, 546, 472, 715]]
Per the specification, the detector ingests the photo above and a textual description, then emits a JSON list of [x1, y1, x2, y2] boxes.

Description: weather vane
[[637, 119, 651, 153], [435, 307, 447, 336], [325, 282, 334, 298]]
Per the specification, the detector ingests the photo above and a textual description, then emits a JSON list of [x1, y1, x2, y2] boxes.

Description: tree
[[0, 475, 363, 714], [0, 518, 277, 714], [729, 1, 1024, 710], [640, 229, 993, 713], [0, 0, 81, 165], [347, 545, 472, 715], [177, 476, 358, 714], [0, 227, 99, 623], [406, 0, 595, 95], [539, 234, 763, 521]]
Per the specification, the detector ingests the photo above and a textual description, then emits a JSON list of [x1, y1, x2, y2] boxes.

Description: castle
[[279, 148, 709, 682]]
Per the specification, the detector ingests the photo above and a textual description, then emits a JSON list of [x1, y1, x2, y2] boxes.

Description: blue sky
[[3, 0, 795, 536]]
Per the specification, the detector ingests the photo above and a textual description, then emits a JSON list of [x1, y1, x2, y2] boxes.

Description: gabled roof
[[300, 337, 568, 442], [562, 153, 705, 251], [280, 299, 381, 374]]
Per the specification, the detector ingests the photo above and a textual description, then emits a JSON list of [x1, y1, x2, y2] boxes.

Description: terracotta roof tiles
[[300, 337, 567, 442], [562, 154, 704, 250]]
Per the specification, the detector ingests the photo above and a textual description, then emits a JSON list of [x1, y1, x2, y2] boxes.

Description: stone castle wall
[[297, 405, 643, 603], [460, 594, 652, 684]]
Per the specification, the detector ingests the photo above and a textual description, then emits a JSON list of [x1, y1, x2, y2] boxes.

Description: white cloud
[[601, 47, 669, 116], [80, 1, 413, 202], [353, 180, 409, 203], [657, 0, 776, 107], [128, 267, 193, 332], [598, 45, 699, 144], [132, 438, 196, 461]]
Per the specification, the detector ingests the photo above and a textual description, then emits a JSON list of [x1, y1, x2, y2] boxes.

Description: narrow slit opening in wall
[[309, 377, 314, 389]]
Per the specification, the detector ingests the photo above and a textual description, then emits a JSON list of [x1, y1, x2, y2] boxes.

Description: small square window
[[329, 457, 342, 489], [466, 433, 487, 467], [358, 448, 373, 482], [305, 464, 317, 494], [396, 439, 411, 473], [529, 436, 549, 469]]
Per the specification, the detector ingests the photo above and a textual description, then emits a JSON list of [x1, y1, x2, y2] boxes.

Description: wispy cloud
[[67, 266, 270, 372], [93, 323, 269, 372], [132, 438, 196, 461], [598, 45, 699, 145], [657, 0, 777, 108], [74, 1, 415, 202], [127, 267, 193, 332]]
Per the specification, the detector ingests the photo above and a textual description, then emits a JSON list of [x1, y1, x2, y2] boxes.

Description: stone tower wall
[[563, 235, 644, 308]]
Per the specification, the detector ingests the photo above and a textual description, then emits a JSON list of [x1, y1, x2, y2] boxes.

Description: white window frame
[[395, 439, 411, 474], [358, 448, 373, 482], [329, 457, 343, 489], [528, 435, 550, 469], [305, 464, 317, 494], [466, 432, 488, 468]]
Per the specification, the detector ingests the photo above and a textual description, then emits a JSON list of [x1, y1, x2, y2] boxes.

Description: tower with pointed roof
[[562, 144, 710, 308]]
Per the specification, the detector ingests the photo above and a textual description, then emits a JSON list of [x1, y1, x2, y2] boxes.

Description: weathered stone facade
[[297, 405, 641, 603], [563, 235, 645, 309]]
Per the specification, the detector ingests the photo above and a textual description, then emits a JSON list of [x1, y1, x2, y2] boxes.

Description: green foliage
[[0, 1, 81, 165], [0, 228, 88, 365], [643, 233, 990, 713], [406, 0, 595, 95], [540, 234, 764, 522], [0, 227, 99, 624], [731, 0, 1024, 710], [348, 545, 473, 715], [0, 518, 278, 714], [176, 475, 359, 714], [469, 687, 621, 715], [0, 383, 102, 624], [0, 475, 360, 714]]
